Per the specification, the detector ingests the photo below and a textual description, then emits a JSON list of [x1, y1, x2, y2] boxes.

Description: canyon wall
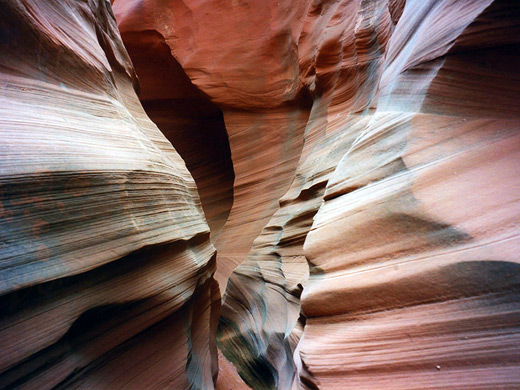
[[0, 1, 218, 389], [115, 0, 520, 389], [297, 1, 520, 388], [1, 0, 519, 389]]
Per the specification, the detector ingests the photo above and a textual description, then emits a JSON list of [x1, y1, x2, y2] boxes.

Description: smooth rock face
[[298, 1, 520, 388], [113, 0, 520, 389], [114, 0, 314, 291], [3, 0, 520, 389], [0, 1, 218, 389]]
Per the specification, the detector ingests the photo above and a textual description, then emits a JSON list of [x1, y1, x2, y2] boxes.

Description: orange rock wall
[[299, 1, 520, 388], [1, 0, 519, 389]]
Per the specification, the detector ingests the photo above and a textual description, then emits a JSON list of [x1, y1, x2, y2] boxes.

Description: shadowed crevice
[[120, 30, 235, 240]]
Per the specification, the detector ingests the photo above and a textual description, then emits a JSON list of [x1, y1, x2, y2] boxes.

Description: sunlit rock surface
[[115, 0, 520, 389], [0, 0, 218, 389]]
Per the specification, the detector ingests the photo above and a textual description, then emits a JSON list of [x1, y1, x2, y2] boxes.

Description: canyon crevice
[[1, 0, 519, 389]]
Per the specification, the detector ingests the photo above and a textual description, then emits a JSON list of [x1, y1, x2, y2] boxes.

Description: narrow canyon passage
[[1, 0, 520, 389], [114, 1, 520, 389]]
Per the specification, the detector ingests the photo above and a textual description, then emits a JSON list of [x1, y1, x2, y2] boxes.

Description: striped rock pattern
[[0, 0, 218, 389], [114, 0, 520, 389], [1, 0, 519, 389]]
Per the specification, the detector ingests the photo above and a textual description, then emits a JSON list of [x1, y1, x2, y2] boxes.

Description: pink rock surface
[[2, 0, 519, 389], [115, 28, 235, 241], [0, 0, 218, 388], [114, 0, 314, 290], [114, 0, 520, 388], [299, 1, 520, 389]]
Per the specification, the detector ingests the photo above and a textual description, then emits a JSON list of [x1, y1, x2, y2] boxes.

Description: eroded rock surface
[[299, 1, 520, 388], [0, 1, 218, 388], [2, 0, 520, 389], [114, 0, 520, 389]]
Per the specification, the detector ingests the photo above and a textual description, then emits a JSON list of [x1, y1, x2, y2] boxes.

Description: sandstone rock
[[2, 0, 519, 389], [114, 27, 235, 241], [300, 1, 520, 388], [113, 0, 313, 292], [0, 0, 218, 388], [114, 0, 520, 389]]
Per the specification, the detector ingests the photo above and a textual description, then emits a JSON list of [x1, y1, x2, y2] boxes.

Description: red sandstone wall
[[1, 0, 519, 389], [114, 0, 520, 389], [0, 1, 218, 388]]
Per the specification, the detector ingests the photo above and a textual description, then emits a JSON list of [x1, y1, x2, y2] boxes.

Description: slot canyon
[[1, 0, 519, 389]]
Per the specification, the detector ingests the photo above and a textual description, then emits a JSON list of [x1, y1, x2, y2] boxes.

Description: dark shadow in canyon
[[120, 30, 235, 240]]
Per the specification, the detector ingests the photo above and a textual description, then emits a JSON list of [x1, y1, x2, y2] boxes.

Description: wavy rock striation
[[299, 1, 520, 389], [2, 0, 519, 389], [114, 0, 520, 388], [114, 26, 235, 241], [114, 0, 520, 389], [114, 0, 314, 292], [0, 0, 218, 389]]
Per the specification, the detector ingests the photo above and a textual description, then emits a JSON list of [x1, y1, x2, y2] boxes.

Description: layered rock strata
[[114, 0, 314, 290], [0, 0, 218, 388], [299, 1, 520, 388], [115, 0, 520, 389], [2, 0, 519, 389], [114, 27, 235, 240]]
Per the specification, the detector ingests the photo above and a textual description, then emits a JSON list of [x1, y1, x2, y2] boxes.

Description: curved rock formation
[[114, 0, 520, 389], [0, 0, 218, 388], [2, 0, 519, 389], [114, 0, 313, 290], [115, 27, 235, 240], [299, 1, 520, 388]]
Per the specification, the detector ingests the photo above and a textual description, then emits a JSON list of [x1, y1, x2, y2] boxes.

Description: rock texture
[[0, 0, 218, 389], [299, 1, 520, 388], [114, 0, 314, 291], [2, 0, 519, 389], [114, 0, 520, 389], [114, 26, 235, 241]]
